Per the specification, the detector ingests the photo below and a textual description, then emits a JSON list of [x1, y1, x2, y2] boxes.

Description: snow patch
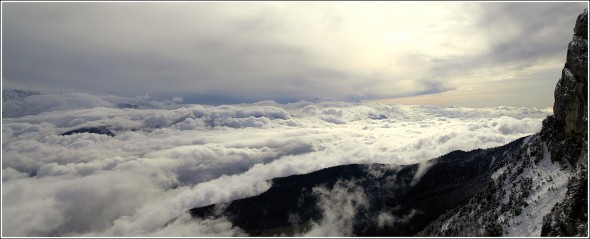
[[503, 142, 571, 237]]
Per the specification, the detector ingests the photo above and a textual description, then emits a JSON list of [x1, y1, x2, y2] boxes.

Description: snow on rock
[[418, 133, 575, 237], [502, 141, 570, 237], [419, 9, 588, 237]]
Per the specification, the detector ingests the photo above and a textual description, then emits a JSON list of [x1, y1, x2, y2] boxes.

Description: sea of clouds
[[1, 92, 551, 236]]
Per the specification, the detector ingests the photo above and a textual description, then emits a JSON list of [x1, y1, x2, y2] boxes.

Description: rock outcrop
[[419, 9, 588, 237], [552, 8, 588, 140], [539, 9, 588, 237], [61, 126, 115, 137], [541, 8, 588, 168]]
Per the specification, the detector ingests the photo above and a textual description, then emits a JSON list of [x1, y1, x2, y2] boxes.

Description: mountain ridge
[[188, 137, 529, 236], [188, 9, 588, 237]]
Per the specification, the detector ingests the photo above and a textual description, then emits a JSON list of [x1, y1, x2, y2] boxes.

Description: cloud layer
[[1, 92, 552, 236], [2, 2, 586, 107]]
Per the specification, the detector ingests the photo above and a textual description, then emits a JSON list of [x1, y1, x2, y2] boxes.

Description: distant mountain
[[1, 91, 171, 118], [2, 89, 40, 102], [188, 9, 588, 236], [61, 126, 115, 137]]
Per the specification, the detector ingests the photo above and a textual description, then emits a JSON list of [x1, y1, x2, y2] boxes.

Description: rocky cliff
[[553, 8, 588, 140], [540, 8, 588, 237], [419, 9, 588, 237]]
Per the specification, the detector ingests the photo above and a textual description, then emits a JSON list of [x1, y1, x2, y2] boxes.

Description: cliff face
[[552, 8, 588, 140], [539, 9, 588, 236], [419, 9, 588, 237], [541, 8, 588, 179]]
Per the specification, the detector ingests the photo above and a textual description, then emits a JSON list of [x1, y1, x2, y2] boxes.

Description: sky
[[2, 1, 587, 107]]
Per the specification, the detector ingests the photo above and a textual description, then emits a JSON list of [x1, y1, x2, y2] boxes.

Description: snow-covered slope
[[418, 132, 586, 236], [419, 8, 588, 237]]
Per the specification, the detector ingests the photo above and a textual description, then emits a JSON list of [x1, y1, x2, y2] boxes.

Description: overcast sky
[[2, 1, 587, 107]]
